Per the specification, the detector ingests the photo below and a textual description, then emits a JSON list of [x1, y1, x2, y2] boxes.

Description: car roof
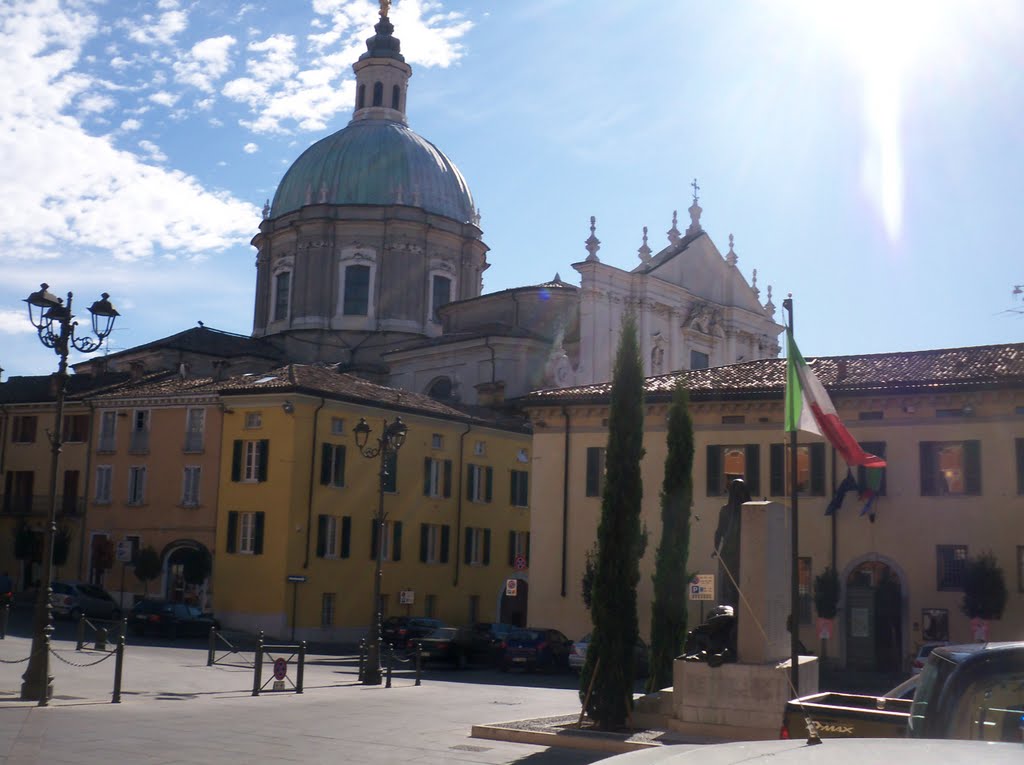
[[600, 739, 1022, 765], [932, 640, 1024, 664]]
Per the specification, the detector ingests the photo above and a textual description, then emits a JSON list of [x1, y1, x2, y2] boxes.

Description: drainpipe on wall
[[483, 337, 497, 384], [453, 423, 472, 587], [303, 398, 327, 569], [561, 406, 571, 597]]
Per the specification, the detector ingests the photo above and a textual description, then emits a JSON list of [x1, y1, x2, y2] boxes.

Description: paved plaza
[[0, 618, 622, 765]]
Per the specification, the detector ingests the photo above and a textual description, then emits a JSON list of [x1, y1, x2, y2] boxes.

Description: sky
[[1, 0, 1022, 379]]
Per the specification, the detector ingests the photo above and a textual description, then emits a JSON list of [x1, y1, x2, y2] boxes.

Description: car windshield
[[426, 628, 457, 639], [509, 629, 544, 642]]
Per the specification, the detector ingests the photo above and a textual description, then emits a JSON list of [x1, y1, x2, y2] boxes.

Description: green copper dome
[[270, 119, 476, 224]]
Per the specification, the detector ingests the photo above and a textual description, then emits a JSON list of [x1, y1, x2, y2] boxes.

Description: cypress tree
[[580, 313, 645, 729], [647, 383, 694, 692]]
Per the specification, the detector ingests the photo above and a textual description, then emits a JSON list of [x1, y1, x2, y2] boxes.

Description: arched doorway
[[845, 560, 903, 672], [162, 541, 211, 607], [499, 578, 528, 627]]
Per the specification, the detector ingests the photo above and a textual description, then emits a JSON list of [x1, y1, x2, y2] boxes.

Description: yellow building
[[212, 364, 532, 642], [522, 342, 1024, 672]]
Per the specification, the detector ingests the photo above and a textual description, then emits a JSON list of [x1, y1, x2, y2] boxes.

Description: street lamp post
[[20, 284, 119, 704], [353, 416, 407, 686]]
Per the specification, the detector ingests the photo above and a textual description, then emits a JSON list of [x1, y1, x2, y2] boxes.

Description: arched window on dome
[[357, 84, 365, 109], [343, 264, 371, 316], [430, 275, 451, 322], [273, 270, 292, 323], [372, 82, 383, 107], [391, 85, 400, 110], [427, 377, 453, 402]]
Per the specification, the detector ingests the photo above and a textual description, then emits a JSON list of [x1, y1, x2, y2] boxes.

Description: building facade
[[522, 343, 1024, 672]]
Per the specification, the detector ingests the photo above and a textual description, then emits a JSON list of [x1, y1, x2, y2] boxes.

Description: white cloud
[[173, 35, 236, 92], [0, 1, 257, 265], [0, 309, 37, 335], [137, 139, 168, 163], [78, 93, 116, 113], [243, 142, 259, 153], [120, 118, 142, 130], [124, 9, 189, 47], [149, 90, 179, 107]]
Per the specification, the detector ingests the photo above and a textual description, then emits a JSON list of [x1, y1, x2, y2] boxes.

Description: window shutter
[[226, 511, 238, 553], [810, 443, 826, 495], [744, 444, 760, 496], [443, 460, 452, 498], [336, 446, 346, 487], [321, 444, 332, 485], [370, 520, 379, 559], [964, 440, 982, 495], [316, 514, 327, 557], [341, 516, 351, 558], [464, 528, 472, 564], [770, 443, 785, 496], [258, 440, 270, 482], [420, 523, 429, 563], [706, 445, 722, 496], [482, 528, 491, 565], [440, 525, 450, 563], [508, 530, 516, 566], [467, 466, 476, 500], [586, 448, 599, 496], [526, 532, 530, 564], [485, 467, 493, 502], [392, 521, 402, 561], [231, 440, 242, 482], [920, 442, 937, 495], [253, 512, 265, 555], [1017, 439, 1024, 495], [424, 458, 432, 496]]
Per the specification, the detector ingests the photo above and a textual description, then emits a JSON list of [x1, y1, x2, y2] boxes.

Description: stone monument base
[[669, 655, 819, 740]]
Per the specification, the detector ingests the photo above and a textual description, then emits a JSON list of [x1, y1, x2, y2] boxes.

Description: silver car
[[50, 581, 121, 621]]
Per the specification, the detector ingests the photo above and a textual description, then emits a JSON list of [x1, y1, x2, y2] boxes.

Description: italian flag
[[784, 328, 887, 469]]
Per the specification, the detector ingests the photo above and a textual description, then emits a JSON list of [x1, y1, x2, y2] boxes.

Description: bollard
[[207, 626, 217, 666], [0, 602, 8, 639], [415, 642, 422, 687], [95, 625, 108, 652], [38, 629, 52, 708], [296, 641, 306, 694], [111, 634, 125, 703], [357, 638, 365, 682], [251, 630, 264, 696], [120, 617, 127, 642], [76, 614, 86, 651], [385, 644, 393, 688]]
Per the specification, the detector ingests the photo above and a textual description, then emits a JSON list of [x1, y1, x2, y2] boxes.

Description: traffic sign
[[273, 657, 288, 681], [513, 554, 527, 571], [505, 578, 518, 597], [116, 541, 134, 564], [688, 574, 715, 601], [399, 590, 415, 605], [286, 575, 307, 583]]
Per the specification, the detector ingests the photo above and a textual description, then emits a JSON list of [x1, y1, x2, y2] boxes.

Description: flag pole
[[783, 295, 800, 694]]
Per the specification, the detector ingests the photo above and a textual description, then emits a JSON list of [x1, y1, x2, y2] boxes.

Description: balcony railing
[[1, 494, 84, 515]]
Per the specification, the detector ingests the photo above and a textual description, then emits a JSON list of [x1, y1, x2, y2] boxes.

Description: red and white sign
[[513, 554, 527, 571], [505, 579, 518, 597], [273, 657, 288, 681], [817, 618, 833, 640], [970, 617, 989, 642]]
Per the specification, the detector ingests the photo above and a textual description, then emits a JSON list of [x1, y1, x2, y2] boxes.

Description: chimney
[[212, 360, 228, 382], [129, 360, 145, 380], [474, 380, 506, 407]]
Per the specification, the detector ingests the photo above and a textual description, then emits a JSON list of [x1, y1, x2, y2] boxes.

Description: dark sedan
[[413, 625, 513, 668], [130, 599, 219, 638], [381, 616, 444, 648], [500, 627, 573, 672]]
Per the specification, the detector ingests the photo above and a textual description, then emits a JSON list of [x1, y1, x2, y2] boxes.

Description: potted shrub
[[961, 552, 1007, 641]]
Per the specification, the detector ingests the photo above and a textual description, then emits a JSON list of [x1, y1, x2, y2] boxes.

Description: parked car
[[467, 622, 515, 663], [500, 627, 573, 672], [411, 623, 515, 668], [910, 640, 948, 674], [569, 633, 650, 677], [381, 616, 444, 649], [50, 581, 121, 621], [130, 599, 219, 637]]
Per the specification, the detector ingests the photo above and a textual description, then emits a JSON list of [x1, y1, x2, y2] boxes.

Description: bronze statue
[[682, 604, 737, 666]]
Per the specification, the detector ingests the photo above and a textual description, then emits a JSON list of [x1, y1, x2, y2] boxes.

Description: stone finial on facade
[[764, 284, 776, 317], [751, 267, 760, 299], [262, 199, 270, 219], [585, 216, 601, 262], [687, 197, 703, 235], [638, 226, 652, 262], [472, 207, 481, 226], [667, 210, 681, 245], [726, 233, 738, 267]]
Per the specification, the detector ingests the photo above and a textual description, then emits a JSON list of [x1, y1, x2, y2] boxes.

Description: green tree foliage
[[580, 313, 645, 730], [581, 544, 598, 611], [961, 552, 1007, 620], [134, 546, 162, 595], [182, 548, 212, 586], [647, 383, 694, 692], [13, 524, 36, 561]]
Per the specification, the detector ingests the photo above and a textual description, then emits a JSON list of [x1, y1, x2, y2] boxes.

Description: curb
[[471, 721, 664, 755]]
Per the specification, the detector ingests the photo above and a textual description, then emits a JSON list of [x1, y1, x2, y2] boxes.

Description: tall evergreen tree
[[647, 383, 694, 692], [580, 313, 645, 729]]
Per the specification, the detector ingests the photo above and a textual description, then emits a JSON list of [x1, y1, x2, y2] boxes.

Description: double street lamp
[[20, 283, 119, 704], [353, 416, 408, 685]]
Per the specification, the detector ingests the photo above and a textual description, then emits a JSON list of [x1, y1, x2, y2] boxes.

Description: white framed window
[[424, 457, 451, 498], [372, 520, 402, 562], [130, 409, 150, 452], [510, 470, 529, 507], [95, 465, 112, 504], [430, 274, 452, 321], [11, 415, 38, 443], [467, 464, 492, 503], [423, 524, 442, 564], [330, 417, 346, 436], [273, 270, 291, 322], [239, 512, 256, 554], [321, 593, 336, 627], [464, 527, 490, 566], [431, 433, 443, 449], [184, 408, 205, 452], [98, 411, 117, 452], [473, 440, 486, 456], [244, 412, 262, 429], [509, 530, 529, 565], [127, 466, 146, 505], [324, 515, 339, 558], [244, 441, 262, 482], [182, 466, 201, 507], [321, 443, 346, 487]]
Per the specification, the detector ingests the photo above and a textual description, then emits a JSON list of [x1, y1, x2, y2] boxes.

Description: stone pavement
[[0, 629, 664, 765]]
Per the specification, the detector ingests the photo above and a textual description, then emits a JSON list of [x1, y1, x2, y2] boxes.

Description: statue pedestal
[[670, 656, 818, 740]]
